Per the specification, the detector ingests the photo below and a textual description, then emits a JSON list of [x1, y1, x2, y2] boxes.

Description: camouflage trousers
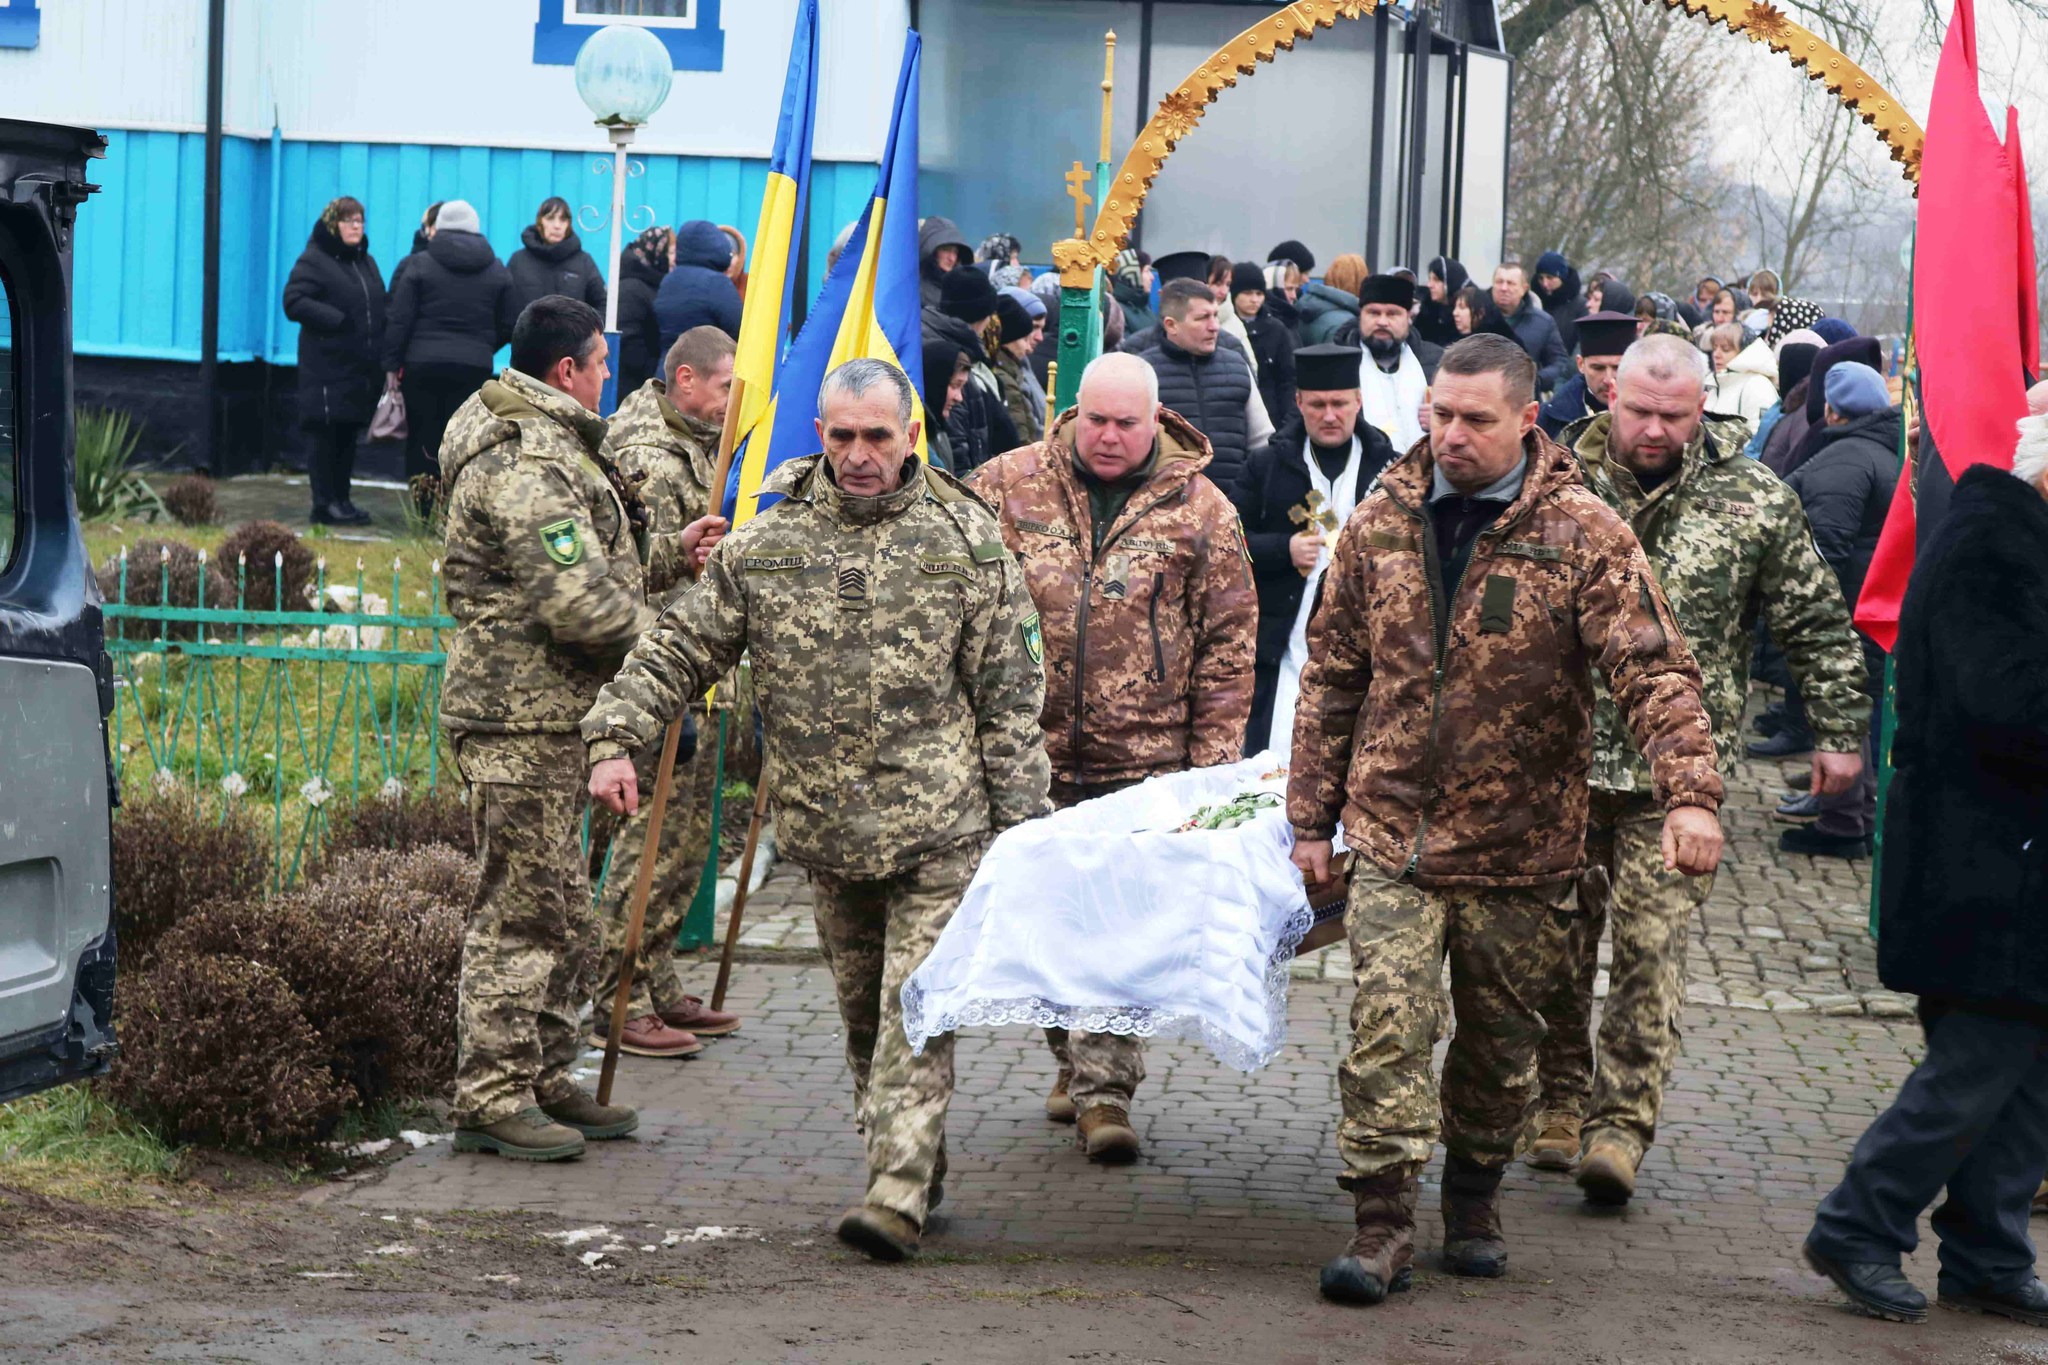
[[590, 706, 722, 1019], [1041, 776, 1146, 1112], [1338, 866, 1574, 1183], [810, 835, 989, 1228], [451, 732, 600, 1128], [1535, 789, 1713, 1165]]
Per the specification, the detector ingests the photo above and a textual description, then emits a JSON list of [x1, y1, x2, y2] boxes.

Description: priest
[[1334, 274, 1444, 452], [1231, 343, 1401, 753], [1538, 311, 1636, 438]]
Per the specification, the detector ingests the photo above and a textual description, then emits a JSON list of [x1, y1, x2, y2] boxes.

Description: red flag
[[1854, 0, 2031, 649]]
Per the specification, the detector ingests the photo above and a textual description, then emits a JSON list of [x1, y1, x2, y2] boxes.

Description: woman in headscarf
[[1765, 297, 1825, 347], [1416, 256, 1468, 347], [615, 224, 674, 399]]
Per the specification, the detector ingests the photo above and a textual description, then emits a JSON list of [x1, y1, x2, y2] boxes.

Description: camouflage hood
[[440, 366, 608, 490]]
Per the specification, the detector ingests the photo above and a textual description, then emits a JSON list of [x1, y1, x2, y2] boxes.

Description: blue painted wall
[[75, 128, 880, 366]]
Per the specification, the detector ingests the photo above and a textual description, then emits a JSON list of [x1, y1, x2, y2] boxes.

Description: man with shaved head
[[970, 351, 1258, 1164]]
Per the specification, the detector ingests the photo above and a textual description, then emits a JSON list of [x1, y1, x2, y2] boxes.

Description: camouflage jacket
[[968, 406, 1257, 786], [581, 455, 1050, 880], [1286, 431, 1722, 889], [439, 367, 654, 736], [1566, 412, 1867, 793], [607, 377, 721, 601], [992, 351, 1042, 445]]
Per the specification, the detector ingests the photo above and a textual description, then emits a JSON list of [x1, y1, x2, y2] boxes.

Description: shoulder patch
[[970, 540, 1008, 564], [539, 519, 583, 566], [1020, 612, 1044, 665]]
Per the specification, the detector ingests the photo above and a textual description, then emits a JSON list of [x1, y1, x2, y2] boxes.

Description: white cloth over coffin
[[900, 753, 1318, 1072]]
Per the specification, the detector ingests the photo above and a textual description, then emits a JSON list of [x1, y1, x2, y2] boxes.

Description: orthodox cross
[[1064, 161, 1094, 240]]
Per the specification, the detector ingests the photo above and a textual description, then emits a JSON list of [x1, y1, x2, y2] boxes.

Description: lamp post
[[575, 25, 674, 412]]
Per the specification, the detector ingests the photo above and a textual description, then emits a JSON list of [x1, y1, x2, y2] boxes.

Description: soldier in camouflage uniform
[[1528, 334, 1868, 1204], [967, 352, 1256, 1162], [1288, 335, 1724, 1306], [588, 325, 744, 1058], [585, 358, 1049, 1261], [439, 296, 657, 1162]]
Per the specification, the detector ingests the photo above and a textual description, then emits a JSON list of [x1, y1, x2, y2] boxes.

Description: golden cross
[[1064, 161, 1093, 239]]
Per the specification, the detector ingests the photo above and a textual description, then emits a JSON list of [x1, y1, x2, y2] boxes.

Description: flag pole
[[597, 711, 684, 1105]]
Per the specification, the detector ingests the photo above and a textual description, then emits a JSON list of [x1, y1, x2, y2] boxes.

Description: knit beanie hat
[[1229, 261, 1266, 298], [1267, 239, 1315, 272], [1811, 317, 1856, 345], [1001, 284, 1045, 321], [1776, 343, 1820, 398], [995, 293, 1035, 345], [939, 264, 999, 323], [435, 199, 481, 235], [1824, 361, 1890, 417]]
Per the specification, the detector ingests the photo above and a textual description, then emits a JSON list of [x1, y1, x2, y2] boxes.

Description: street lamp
[[575, 25, 673, 411]]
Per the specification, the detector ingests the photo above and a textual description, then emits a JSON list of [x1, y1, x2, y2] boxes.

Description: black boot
[[1320, 1170, 1418, 1306], [1778, 827, 1871, 859], [1939, 1276, 2048, 1327], [1441, 1153, 1508, 1278], [1803, 1241, 1927, 1323]]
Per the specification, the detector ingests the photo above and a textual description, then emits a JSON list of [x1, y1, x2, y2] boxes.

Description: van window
[[0, 271, 15, 573]]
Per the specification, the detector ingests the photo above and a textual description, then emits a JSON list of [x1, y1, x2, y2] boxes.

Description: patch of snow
[[477, 1273, 520, 1285], [297, 1271, 357, 1280], [660, 1226, 761, 1247], [396, 1130, 446, 1150], [578, 1250, 617, 1270], [544, 1226, 611, 1246], [341, 1138, 394, 1158], [369, 1244, 415, 1257]]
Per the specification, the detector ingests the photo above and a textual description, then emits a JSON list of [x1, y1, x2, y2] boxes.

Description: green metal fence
[[103, 544, 456, 888]]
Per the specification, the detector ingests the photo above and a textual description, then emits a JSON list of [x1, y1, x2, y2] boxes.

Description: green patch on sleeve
[[540, 519, 583, 566], [1020, 612, 1044, 666]]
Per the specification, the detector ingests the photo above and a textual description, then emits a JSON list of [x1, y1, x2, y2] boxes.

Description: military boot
[[837, 1204, 920, 1262], [1441, 1154, 1509, 1278], [541, 1090, 640, 1140], [1524, 1113, 1581, 1171], [1577, 1138, 1638, 1206], [1077, 1104, 1140, 1164], [1045, 1067, 1077, 1124], [927, 1141, 949, 1216], [452, 1107, 586, 1162], [1319, 1171, 1419, 1306]]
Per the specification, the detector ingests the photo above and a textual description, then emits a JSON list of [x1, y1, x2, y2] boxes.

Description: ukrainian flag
[[725, 0, 819, 477], [727, 32, 925, 525]]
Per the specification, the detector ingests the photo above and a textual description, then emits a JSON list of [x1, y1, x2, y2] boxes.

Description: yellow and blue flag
[[726, 31, 925, 524], [725, 0, 819, 475]]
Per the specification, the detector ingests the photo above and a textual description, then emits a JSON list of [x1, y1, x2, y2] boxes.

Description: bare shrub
[[215, 519, 316, 612], [110, 792, 270, 968], [160, 474, 218, 527]]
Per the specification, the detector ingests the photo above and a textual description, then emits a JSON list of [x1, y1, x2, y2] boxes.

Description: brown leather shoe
[[1320, 1171, 1418, 1305], [1577, 1140, 1638, 1206], [836, 1204, 920, 1262], [595, 1014, 704, 1058], [1524, 1113, 1581, 1171], [1045, 1067, 1077, 1124], [1442, 1154, 1508, 1277], [1077, 1104, 1140, 1163], [658, 995, 741, 1037]]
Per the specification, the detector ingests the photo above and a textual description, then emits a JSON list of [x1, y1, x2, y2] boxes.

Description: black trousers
[[304, 421, 362, 512], [1809, 1007, 2048, 1293], [401, 362, 491, 486]]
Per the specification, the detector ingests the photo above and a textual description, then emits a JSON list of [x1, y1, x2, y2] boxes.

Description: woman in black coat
[[380, 198, 517, 487], [506, 196, 607, 318], [614, 225, 673, 400], [282, 196, 385, 525]]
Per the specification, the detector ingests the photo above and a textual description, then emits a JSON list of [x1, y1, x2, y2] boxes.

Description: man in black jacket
[[1230, 344, 1397, 753], [1123, 278, 1263, 496], [1232, 261, 1297, 426], [1801, 423, 2048, 1330], [1781, 361, 1900, 858]]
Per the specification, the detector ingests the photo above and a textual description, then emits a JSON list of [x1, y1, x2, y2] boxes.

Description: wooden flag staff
[[596, 372, 754, 1104]]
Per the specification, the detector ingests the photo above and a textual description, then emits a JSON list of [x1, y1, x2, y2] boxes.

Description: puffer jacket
[[1286, 431, 1722, 887], [653, 221, 743, 351], [1705, 338, 1779, 436], [507, 225, 607, 317], [1502, 293, 1571, 395], [438, 366, 653, 735], [381, 229, 517, 372], [614, 248, 667, 398], [282, 218, 387, 427], [968, 406, 1257, 786], [1785, 405, 1903, 618], [1298, 281, 1360, 346], [1121, 328, 1256, 497]]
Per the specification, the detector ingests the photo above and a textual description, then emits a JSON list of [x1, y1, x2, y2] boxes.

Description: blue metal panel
[[72, 129, 881, 367]]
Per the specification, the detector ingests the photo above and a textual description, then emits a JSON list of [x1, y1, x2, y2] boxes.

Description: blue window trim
[[0, 0, 41, 50], [532, 0, 723, 70]]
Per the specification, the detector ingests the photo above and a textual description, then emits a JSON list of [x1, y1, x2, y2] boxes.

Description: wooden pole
[[597, 713, 684, 1106], [710, 780, 772, 1013]]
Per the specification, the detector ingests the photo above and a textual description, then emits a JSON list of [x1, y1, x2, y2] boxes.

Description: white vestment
[[1359, 343, 1429, 452], [1267, 434, 1371, 754]]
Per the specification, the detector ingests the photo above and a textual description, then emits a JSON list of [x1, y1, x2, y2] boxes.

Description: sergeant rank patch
[[539, 519, 583, 566]]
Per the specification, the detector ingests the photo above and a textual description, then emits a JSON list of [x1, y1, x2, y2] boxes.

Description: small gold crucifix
[[1064, 161, 1093, 239]]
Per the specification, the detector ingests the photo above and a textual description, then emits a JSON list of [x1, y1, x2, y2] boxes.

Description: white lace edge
[[901, 900, 1319, 1075]]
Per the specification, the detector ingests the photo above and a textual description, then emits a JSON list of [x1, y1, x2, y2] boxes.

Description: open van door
[[0, 120, 117, 1103]]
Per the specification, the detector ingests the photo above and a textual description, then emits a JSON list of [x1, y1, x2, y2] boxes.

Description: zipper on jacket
[[1146, 572, 1165, 683], [1067, 478, 1187, 786]]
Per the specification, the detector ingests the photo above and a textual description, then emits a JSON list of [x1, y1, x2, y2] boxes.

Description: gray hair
[[817, 357, 916, 428], [1078, 351, 1159, 406], [1616, 333, 1709, 393], [2014, 412, 2048, 487]]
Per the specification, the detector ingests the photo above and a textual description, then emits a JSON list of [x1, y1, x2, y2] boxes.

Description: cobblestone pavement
[[728, 732, 1904, 1016]]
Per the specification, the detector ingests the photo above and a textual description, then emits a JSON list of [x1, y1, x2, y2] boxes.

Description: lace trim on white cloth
[[901, 898, 1317, 1074]]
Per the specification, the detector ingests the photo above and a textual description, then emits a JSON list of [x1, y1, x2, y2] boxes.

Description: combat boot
[[1441, 1153, 1509, 1278], [1577, 1138, 1638, 1206], [1045, 1067, 1077, 1123], [836, 1204, 920, 1262], [927, 1141, 948, 1216], [1524, 1113, 1581, 1171], [452, 1107, 586, 1162], [1319, 1170, 1419, 1306], [1077, 1104, 1141, 1164], [541, 1089, 640, 1140]]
